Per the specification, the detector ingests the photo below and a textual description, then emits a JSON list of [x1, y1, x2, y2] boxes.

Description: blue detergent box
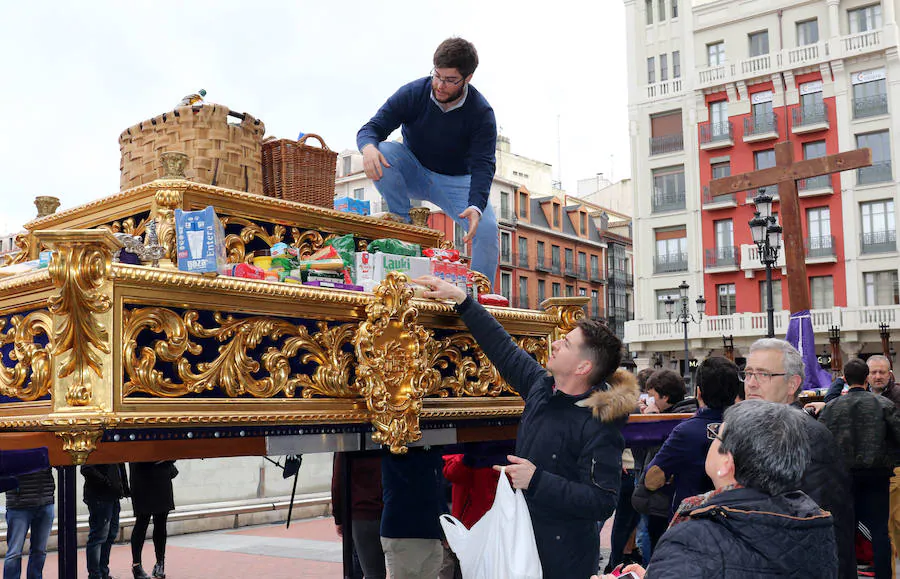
[[175, 206, 227, 274], [334, 196, 371, 216], [334, 196, 352, 213]]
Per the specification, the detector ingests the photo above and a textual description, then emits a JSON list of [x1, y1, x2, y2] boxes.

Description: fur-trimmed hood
[[575, 369, 640, 423]]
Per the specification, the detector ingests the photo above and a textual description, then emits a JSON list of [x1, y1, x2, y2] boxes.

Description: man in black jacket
[[81, 464, 129, 579], [4, 468, 55, 579], [418, 275, 638, 579], [744, 338, 856, 579], [820, 358, 900, 579]]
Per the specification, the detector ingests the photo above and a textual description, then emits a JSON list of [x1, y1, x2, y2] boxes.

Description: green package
[[367, 238, 421, 257], [271, 256, 297, 271], [325, 234, 356, 268]]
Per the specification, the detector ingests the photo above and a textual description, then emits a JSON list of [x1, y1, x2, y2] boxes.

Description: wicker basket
[[261, 134, 338, 207], [119, 105, 266, 194]]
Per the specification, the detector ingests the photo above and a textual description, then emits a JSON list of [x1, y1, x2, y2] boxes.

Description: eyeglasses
[[738, 370, 787, 383], [706, 422, 724, 442], [430, 69, 464, 87]]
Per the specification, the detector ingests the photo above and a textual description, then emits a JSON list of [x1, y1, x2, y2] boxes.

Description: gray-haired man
[[743, 338, 855, 578]]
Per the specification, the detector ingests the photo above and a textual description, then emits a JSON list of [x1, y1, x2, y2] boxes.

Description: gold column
[[150, 152, 189, 268], [540, 296, 590, 342], [34, 229, 122, 463]]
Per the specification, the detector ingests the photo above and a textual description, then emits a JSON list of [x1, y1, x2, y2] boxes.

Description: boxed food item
[[334, 197, 371, 216], [175, 206, 227, 274], [375, 253, 432, 281], [304, 280, 364, 291]]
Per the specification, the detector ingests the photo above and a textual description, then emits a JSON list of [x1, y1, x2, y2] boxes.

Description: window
[[797, 19, 819, 46], [801, 142, 829, 190], [553, 205, 561, 228], [709, 100, 729, 139], [519, 276, 529, 307], [551, 245, 561, 271], [715, 219, 734, 249], [707, 42, 725, 66], [864, 271, 899, 305], [849, 4, 882, 34], [537, 241, 546, 267], [655, 227, 687, 273], [856, 131, 892, 184], [645, 0, 653, 24], [518, 192, 528, 218], [861, 200, 895, 252], [538, 280, 546, 304], [500, 231, 511, 262], [660, 53, 668, 82], [852, 69, 888, 118], [652, 165, 686, 211], [352, 187, 365, 200], [810, 276, 834, 309], [717, 284, 736, 315], [751, 93, 774, 123], [799, 82, 825, 123], [591, 290, 600, 317], [500, 190, 510, 218], [658, 0, 666, 21], [671, 0, 678, 18], [578, 252, 587, 277], [656, 288, 679, 319], [673, 51, 681, 78], [760, 280, 783, 311], [711, 161, 731, 179], [591, 254, 600, 278], [342, 156, 352, 175], [454, 222, 465, 251], [807, 206, 832, 242], [647, 57, 656, 84], [650, 110, 683, 154], [518, 236, 528, 266], [754, 149, 776, 171], [803, 140, 826, 160], [500, 272, 511, 301], [565, 248, 574, 273], [749, 30, 769, 57], [580, 213, 588, 234], [566, 285, 574, 297], [552, 282, 561, 298]]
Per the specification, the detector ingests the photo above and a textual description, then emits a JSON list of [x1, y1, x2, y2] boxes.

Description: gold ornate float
[[0, 169, 585, 463]]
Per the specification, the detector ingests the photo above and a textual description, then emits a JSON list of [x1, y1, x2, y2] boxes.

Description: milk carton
[[175, 206, 227, 274]]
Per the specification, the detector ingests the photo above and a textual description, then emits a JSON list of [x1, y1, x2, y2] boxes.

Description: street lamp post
[[829, 325, 842, 374], [665, 280, 706, 394], [749, 190, 783, 338]]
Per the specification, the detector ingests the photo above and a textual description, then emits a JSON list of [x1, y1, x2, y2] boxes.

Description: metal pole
[[341, 452, 354, 579], [765, 253, 775, 338], [57, 465, 78, 579], [683, 315, 691, 393]]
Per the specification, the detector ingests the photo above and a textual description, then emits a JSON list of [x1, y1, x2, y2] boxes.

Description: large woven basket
[[119, 104, 266, 194], [261, 134, 338, 207]]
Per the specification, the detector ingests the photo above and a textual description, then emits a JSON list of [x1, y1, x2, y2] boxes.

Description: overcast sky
[[0, 1, 630, 233]]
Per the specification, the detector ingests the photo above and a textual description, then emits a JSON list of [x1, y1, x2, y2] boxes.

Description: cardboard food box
[[175, 206, 227, 274], [353, 251, 431, 286]]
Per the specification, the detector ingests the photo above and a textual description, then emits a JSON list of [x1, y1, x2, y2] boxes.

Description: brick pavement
[[36, 516, 614, 579]]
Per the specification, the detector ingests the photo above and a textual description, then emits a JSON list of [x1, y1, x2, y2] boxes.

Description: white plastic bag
[[440, 467, 543, 579]]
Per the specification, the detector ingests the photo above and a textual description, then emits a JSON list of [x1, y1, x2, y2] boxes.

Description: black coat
[[129, 461, 176, 515], [646, 487, 837, 578], [819, 388, 900, 470], [791, 405, 857, 579], [81, 464, 129, 503], [457, 297, 638, 579]]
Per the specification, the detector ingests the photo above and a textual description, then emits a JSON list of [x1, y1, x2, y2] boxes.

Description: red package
[[431, 260, 450, 281], [478, 293, 509, 307], [423, 248, 460, 262], [227, 263, 266, 280], [309, 246, 340, 261]]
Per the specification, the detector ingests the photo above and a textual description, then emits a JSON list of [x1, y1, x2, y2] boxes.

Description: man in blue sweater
[[357, 37, 499, 287]]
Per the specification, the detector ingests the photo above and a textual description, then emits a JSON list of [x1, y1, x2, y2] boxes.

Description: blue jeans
[[4, 504, 54, 579], [373, 141, 500, 288], [85, 499, 120, 579]]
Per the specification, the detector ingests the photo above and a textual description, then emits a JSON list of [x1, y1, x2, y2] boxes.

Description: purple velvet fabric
[[785, 310, 833, 391]]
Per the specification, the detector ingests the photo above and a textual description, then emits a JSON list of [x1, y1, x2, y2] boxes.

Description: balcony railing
[[577, 266, 588, 281], [705, 246, 739, 268], [840, 29, 883, 56], [516, 296, 530, 309], [653, 252, 688, 273], [861, 230, 897, 254], [536, 257, 550, 272], [651, 189, 686, 213], [650, 134, 684, 156], [645, 78, 684, 100], [590, 268, 602, 282], [853, 94, 888, 119], [806, 235, 836, 259], [740, 53, 771, 75], [702, 186, 737, 206], [798, 175, 831, 192], [626, 273, 633, 285], [517, 253, 529, 268], [565, 263, 576, 277], [744, 112, 778, 138], [499, 207, 515, 222], [792, 102, 828, 128], [700, 121, 733, 145], [746, 185, 779, 203], [500, 249, 512, 264], [551, 260, 561, 275], [857, 161, 892, 185]]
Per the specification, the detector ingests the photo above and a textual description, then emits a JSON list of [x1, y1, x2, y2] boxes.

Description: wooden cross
[[708, 141, 870, 312]]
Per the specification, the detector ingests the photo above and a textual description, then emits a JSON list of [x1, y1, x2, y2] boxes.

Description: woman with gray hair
[[596, 400, 837, 579]]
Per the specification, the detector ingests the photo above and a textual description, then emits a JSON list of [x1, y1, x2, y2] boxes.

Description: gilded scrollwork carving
[[38, 231, 119, 407], [290, 228, 325, 259], [153, 186, 183, 266], [0, 311, 53, 401], [1, 233, 33, 266], [123, 307, 357, 399], [97, 216, 148, 238], [354, 272, 440, 454]]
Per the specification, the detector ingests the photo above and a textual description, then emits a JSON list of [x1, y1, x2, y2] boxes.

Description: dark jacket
[[5, 468, 55, 509], [880, 379, 900, 407], [644, 407, 722, 516], [457, 296, 638, 579], [129, 461, 176, 515], [81, 464, 129, 503], [331, 453, 383, 526], [646, 487, 837, 578], [791, 403, 857, 579], [380, 449, 445, 540], [820, 388, 900, 471]]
